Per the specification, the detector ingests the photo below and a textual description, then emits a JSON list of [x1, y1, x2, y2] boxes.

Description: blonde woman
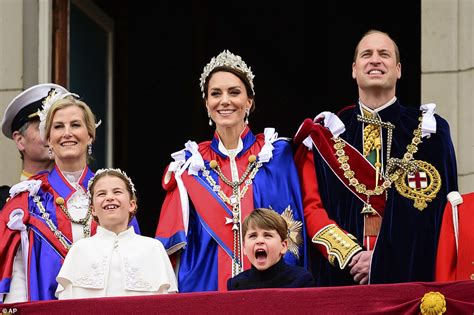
[[0, 90, 139, 302]]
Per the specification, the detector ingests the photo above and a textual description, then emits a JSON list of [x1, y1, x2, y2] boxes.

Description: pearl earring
[[208, 111, 213, 126]]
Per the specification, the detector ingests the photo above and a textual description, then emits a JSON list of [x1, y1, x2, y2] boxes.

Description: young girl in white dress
[[56, 168, 177, 299]]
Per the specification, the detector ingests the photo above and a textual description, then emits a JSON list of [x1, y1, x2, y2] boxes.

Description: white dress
[[56, 226, 178, 299]]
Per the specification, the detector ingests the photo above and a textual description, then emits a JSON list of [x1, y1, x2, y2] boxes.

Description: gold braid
[[363, 124, 380, 157]]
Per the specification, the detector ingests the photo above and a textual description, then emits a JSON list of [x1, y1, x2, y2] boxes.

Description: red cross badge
[[408, 171, 428, 189], [395, 160, 441, 211]]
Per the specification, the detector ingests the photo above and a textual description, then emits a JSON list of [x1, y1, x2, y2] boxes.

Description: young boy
[[227, 208, 315, 290]]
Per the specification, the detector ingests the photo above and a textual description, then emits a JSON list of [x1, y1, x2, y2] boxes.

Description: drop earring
[[88, 144, 92, 155], [48, 147, 53, 160], [208, 111, 213, 126], [245, 109, 250, 125]]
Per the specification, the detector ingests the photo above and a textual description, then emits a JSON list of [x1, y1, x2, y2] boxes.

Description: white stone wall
[[0, 0, 24, 186], [421, 0, 474, 193], [0, 0, 51, 186]]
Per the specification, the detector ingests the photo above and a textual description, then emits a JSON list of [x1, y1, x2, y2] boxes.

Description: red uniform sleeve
[[294, 145, 336, 260]]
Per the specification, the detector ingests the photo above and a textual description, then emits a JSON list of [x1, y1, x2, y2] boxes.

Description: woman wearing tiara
[[0, 90, 140, 302], [56, 169, 177, 299], [155, 50, 308, 292]]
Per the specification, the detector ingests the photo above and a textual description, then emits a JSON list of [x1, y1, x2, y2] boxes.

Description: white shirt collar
[[359, 96, 397, 114], [96, 225, 135, 239], [217, 131, 244, 158]]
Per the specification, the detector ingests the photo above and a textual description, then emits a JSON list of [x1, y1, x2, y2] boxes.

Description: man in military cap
[[0, 83, 69, 208]]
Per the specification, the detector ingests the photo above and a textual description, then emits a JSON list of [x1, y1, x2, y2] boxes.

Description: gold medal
[[395, 160, 441, 210]]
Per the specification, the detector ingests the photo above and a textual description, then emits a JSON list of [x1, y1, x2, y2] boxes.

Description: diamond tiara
[[199, 49, 255, 98]]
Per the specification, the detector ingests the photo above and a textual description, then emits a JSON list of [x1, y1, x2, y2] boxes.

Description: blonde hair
[[44, 96, 97, 142]]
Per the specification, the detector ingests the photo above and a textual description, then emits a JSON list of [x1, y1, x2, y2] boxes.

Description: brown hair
[[242, 208, 288, 241], [203, 66, 256, 113], [89, 169, 138, 223], [353, 29, 400, 64]]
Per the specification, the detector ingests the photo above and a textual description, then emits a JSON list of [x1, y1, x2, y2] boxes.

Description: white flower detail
[[37, 89, 80, 141], [87, 168, 136, 200]]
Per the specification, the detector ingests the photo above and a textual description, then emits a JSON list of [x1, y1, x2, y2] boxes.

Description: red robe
[[435, 192, 474, 281]]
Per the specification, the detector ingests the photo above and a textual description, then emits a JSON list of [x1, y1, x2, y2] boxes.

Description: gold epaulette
[[312, 224, 362, 269]]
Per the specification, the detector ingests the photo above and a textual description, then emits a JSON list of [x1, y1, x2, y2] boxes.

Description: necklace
[[206, 155, 259, 207], [33, 196, 71, 250], [334, 114, 424, 214], [201, 154, 261, 276], [56, 197, 92, 238], [334, 138, 400, 214], [388, 117, 441, 210]]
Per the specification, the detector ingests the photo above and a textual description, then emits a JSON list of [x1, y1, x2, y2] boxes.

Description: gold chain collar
[[201, 154, 261, 276], [202, 155, 261, 209], [334, 115, 424, 213], [56, 196, 92, 238]]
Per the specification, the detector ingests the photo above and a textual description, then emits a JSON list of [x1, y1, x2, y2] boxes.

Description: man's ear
[[12, 131, 25, 151]]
